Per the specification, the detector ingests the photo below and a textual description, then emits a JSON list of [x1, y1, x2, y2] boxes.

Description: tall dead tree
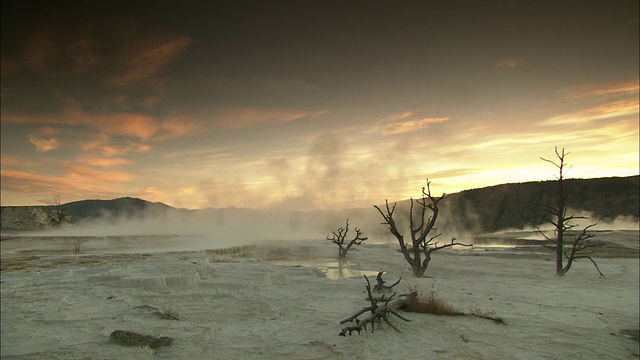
[[49, 195, 72, 227], [374, 180, 472, 277], [327, 219, 368, 259], [538, 147, 604, 277]]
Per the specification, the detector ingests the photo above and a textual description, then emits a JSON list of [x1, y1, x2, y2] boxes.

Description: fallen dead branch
[[339, 272, 410, 336], [339, 272, 506, 336]]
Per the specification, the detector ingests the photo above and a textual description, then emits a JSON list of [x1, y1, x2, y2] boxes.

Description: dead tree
[[374, 180, 472, 277], [339, 272, 410, 336], [73, 239, 90, 255], [326, 219, 368, 259], [373, 271, 401, 292], [538, 147, 605, 277], [49, 195, 72, 227]]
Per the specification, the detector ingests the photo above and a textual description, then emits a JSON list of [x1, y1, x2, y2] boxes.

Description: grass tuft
[[400, 288, 506, 325], [403, 289, 463, 316]]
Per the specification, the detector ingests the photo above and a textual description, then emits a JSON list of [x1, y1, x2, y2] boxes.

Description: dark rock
[[109, 330, 173, 349]]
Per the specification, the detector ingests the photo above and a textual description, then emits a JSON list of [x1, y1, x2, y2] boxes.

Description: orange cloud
[[93, 113, 159, 140], [496, 57, 522, 68], [156, 119, 202, 140], [0, 169, 128, 196], [1, 10, 193, 84], [28, 134, 60, 152], [0, 154, 38, 168], [216, 108, 328, 129], [3, 97, 318, 141], [11, 29, 58, 73], [139, 95, 160, 107], [64, 164, 134, 183], [374, 111, 449, 135], [1, 166, 138, 204], [81, 134, 153, 157], [108, 35, 194, 87], [1, 14, 106, 76], [541, 99, 639, 126], [66, 37, 99, 73], [37, 126, 58, 136], [561, 79, 639, 100], [382, 111, 414, 122], [57, 98, 159, 139], [90, 113, 200, 141], [1, 170, 77, 194], [3, 97, 202, 142], [81, 133, 111, 152], [75, 155, 132, 167]]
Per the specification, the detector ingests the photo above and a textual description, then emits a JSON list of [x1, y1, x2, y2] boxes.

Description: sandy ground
[[1, 231, 638, 359]]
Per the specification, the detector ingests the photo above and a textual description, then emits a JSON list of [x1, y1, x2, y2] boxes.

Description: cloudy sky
[[1, 0, 638, 210]]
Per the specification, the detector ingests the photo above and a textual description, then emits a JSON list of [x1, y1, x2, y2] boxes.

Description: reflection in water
[[268, 259, 379, 280], [320, 260, 380, 280]]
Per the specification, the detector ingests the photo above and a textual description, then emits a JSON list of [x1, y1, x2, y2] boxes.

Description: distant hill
[[1, 176, 638, 234], [0, 197, 180, 231], [438, 175, 639, 233], [57, 197, 176, 221]]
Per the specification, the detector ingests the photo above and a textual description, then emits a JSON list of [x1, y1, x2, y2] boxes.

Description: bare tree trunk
[[539, 147, 604, 277], [374, 180, 472, 277], [555, 158, 565, 276]]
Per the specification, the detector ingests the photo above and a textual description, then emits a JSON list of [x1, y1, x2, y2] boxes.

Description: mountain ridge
[[1, 175, 638, 233]]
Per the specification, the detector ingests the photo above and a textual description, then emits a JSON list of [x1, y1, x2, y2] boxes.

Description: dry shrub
[[403, 290, 463, 316], [400, 288, 506, 324]]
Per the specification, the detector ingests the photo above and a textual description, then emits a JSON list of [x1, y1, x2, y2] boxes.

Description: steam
[[566, 210, 640, 231], [13, 204, 397, 254], [5, 182, 636, 254]]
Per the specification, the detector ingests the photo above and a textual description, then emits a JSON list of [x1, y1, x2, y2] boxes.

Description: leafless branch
[[327, 219, 368, 259], [374, 179, 471, 277], [339, 273, 410, 336], [538, 147, 603, 277]]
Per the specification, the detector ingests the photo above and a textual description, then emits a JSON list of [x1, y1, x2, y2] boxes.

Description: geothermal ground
[[1, 231, 638, 359]]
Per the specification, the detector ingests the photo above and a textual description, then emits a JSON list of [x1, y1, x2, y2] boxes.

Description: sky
[[1, 0, 638, 210]]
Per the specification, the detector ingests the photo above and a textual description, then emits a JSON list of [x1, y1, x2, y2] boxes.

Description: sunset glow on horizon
[[1, 1, 638, 210]]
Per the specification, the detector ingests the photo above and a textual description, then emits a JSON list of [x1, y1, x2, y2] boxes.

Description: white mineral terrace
[[1, 231, 638, 359]]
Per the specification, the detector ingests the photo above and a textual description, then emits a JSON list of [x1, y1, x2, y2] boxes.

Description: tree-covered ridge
[[439, 176, 639, 233]]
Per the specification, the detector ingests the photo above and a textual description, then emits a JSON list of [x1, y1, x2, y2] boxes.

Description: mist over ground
[[2, 176, 637, 254], [4, 203, 637, 256], [1, 205, 395, 254]]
